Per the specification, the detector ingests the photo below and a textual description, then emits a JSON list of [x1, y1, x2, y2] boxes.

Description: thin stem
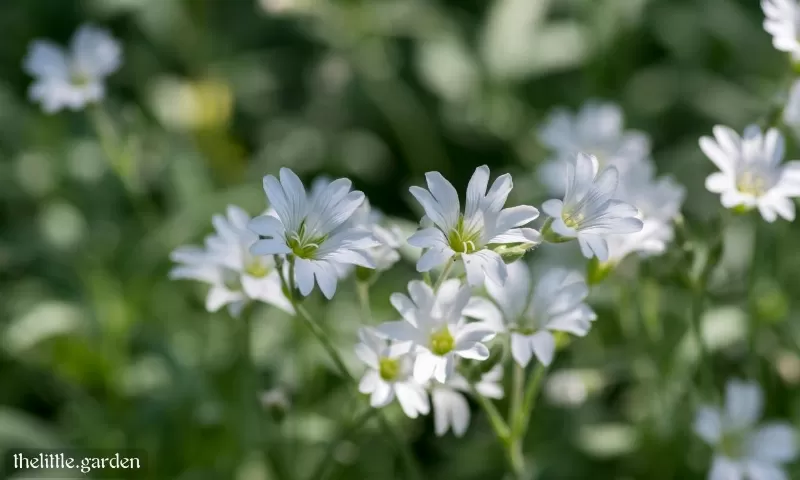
[[514, 363, 547, 439], [356, 281, 372, 323], [433, 258, 455, 292], [472, 387, 510, 442], [310, 408, 377, 480], [509, 364, 524, 431], [689, 285, 715, 399]]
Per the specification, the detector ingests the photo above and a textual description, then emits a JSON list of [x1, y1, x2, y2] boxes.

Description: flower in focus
[[466, 261, 596, 367], [377, 280, 496, 384], [23, 24, 122, 113], [538, 101, 650, 194], [700, 126, 800, 222], [430, 365, 504, 437], [541, 153, 643, 261], [694, 379, 798, 480], [169, 205, 293, 317], [762, 0, 800, 60], [355, 328, 430, 418], [248, 168, 379, 299], [605, 160, 686, 264], [408, 166, 541, 286]]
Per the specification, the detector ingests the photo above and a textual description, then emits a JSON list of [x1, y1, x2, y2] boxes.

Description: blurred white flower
[[784, 79, 800, 128], [430, 365, 504, 437], [538, 101, 650, 194], [23, 24, 122, 113], [541, 153, 643, 261], [762, 0, 800, 60], [376, 280, 496, 384], [355, 328, 430, 418], [248, 168, 379, 299], [700, 126, 800, 222], [408, 166, 541, 286], [466, 262, 595, 367], [347, 198, 403, 272], [694, 379, 798, 480], [605, 160, 686, 264], [170, 205, 293, 317]]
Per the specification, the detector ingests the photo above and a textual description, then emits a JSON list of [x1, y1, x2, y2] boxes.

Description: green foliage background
[[1, 0, 800, 478]]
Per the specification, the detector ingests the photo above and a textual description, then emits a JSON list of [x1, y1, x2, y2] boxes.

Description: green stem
[[433, 258, 455, 292], [509, 364, 524, 433], [472, 387, 511, 442], [689, 285, 715, 399], [514, 363, 547, 439], [310, 408, 377, 480], [356, 281, 372, 323], [277, 258, 422, 480]]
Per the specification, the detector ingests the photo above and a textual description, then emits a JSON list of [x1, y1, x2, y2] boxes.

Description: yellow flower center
[[736, 171, 768, 197], [720, 431, 746, 459], [378, 357, 400, 381], [245, 259, 270, 278], [287, 222, 326, 259], [429, 327, 455, 356], [562, 211, 585, 229]]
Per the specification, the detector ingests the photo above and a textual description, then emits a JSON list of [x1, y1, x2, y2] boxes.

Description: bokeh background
[[2, 0, 800, 478]]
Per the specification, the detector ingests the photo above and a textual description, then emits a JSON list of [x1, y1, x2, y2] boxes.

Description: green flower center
[[222, 269, 242, 291], [429, 327, 455, 356], [378, 357, 401, 381], [70, 70, 91, 87], [447, 216, 481, 254], [720, 431, 746, 459], [245, 259, 270, 278], [513, 325, 536, 335], [736, 171, 769, 197], [287, 222, 326, 259]]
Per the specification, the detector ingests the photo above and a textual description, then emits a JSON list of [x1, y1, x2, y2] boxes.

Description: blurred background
[[2, 0, 800, 478]]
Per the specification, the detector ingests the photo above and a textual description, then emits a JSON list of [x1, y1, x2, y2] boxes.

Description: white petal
[[370, 381, 394, 408], [483, 173, 513, 214], [70, 25, 122, 78], [409, 186, 451, 232], [700, 136, 736, 174], [417, 248, 455, 272], [457, 343, 490, 360], [23, 41, 69, 78], [294, 258, 316, 297], [725, 379, 763, 430], [511, 332, 534, 368], [375, 321, 422, 343], [541, 199, 564, 218], [359, 370, 380, 393], [433, 388, 470, 437], [693, 407, 722, 444], [744, 461, 788, 480], [463, 297, 506, 332], [466, 166, 490, 221], [529, 330, 556, 366], [395, 382, 430, 418], [206, 286, 244, 312], [748, 423, 798, 464], [413, 352, 440, 383], [425, 172, 460, 231], [408, 227, 448, 249], [494, 205, 540, 233], [454, 322, 496, 349], [248, 215, 285, 238], [709, 456, 743, 480]]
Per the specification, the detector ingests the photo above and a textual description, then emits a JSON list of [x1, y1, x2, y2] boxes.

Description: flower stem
[[433, 258, 455, 291], [509, 364, 524, 434], [356, 280, 372, 323], [513, 363, 547, 439], [309, 408, 377, 480]]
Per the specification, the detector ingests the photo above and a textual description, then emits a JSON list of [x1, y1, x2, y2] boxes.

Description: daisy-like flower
[[430, 365, 504, 437], [248, 168, 380, 299], [169, 205, 293, 317], [538, 101, 650, 194], [541, 153, 643, 261], [700, 125, 800, 222], [694, 379, 798, 480], [408, 166, 541, 287], [376, 279, 496, 384], [23, 25, 122, 113], [605, 160, 686, 264], [355, 328, 430, 418], [762, 0, 800, 60], [466, 261, 596, 367]]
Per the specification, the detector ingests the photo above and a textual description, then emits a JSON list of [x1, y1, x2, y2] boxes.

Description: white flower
[[248, 168, 379, 299], [408, 166, 541, 286], [541, 153, 643, 261], [700, 125, 800, 222], [347, 198, 403, 271], [605, 160, 686, 264], [762, 0, 800, 60], [694, 379, 798, 480], [23, 24, 122, 113], [376, 279, 496, 384], [355, 328, 430, 418], [169, 205, 293, 317], [430, 365, 504, 437], [538, 101, 650, 194], [466, 262, 596, 367]]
